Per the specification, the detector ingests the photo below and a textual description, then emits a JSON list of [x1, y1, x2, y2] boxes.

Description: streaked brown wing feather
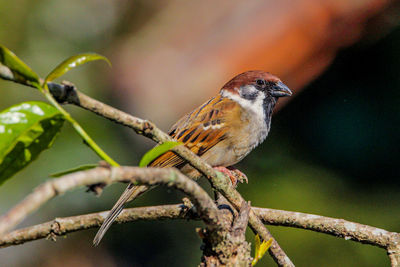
[[149, 95, 239, 168]]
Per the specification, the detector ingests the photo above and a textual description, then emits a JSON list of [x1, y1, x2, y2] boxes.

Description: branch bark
[[2, 204, 399, 264], [0, 204, 192, 248], [0, 167, 221, 236], [254, 207, 400, 249], [254, 207, 400, 267], [200, 200, 252, 266]]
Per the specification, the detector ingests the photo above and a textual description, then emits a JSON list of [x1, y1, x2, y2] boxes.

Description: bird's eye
[[256, 79, 265, 86]]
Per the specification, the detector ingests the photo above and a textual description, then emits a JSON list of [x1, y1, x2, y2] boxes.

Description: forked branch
[[0, 167, 221, 236]]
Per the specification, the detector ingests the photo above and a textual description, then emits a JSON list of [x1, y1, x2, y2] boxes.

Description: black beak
[[270, 81, 292, 97]]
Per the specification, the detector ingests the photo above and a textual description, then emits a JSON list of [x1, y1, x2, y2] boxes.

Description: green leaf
[[0, 101, 65, 185], [251, 235, 273, 266], [0, 45, 39, 86], [139, 141, 182, 167], [50, 164, 97, 178], [45, 53, 111, 83]]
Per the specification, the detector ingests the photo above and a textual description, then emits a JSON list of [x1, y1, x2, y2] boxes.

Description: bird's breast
[[231, 107, 269, 162], [201, 104, 269, 167]]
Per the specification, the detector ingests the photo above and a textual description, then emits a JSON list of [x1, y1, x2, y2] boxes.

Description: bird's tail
[[93, 183, 149, 246]]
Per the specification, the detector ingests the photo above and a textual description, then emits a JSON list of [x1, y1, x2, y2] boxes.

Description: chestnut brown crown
[[221, 70, 292, 98]]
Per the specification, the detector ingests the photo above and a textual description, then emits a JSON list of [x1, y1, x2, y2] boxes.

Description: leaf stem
[[40, 83, 119, 167]]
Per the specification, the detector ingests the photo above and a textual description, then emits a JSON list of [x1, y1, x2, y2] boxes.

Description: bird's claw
[[213, 166, 248, 187], [231, 169, 248, 184]]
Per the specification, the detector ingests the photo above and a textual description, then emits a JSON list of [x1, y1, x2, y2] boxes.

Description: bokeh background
[[1, 0, 399, 266]]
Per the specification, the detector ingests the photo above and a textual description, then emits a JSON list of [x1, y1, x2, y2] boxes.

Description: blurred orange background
[[0, 0, 399, 266]]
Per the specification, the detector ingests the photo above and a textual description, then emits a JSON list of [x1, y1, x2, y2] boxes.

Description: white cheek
[[221, 87, 270, 157], [221, 86, 265, 118]]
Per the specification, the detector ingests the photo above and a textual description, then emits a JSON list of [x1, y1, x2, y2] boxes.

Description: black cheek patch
[[241, 87, 259, 101]]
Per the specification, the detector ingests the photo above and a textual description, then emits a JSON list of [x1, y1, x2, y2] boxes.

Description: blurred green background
[[0, 0, 399, 266]]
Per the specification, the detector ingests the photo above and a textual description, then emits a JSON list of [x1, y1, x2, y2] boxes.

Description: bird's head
[[220, 70, 292, 120], [220, 70, 292, 100]]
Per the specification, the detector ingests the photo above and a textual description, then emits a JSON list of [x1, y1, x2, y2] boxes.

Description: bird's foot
[[228, 167, 249, 184], [213, 166, 248, 187]]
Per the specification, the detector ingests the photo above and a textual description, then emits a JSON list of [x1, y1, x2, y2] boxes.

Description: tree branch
[[0, 167, 221, 236], [2, 204, 399, 264], [254, 207, 400, 267], [0, 204, 193, 248], [253, 207, 400, 248]]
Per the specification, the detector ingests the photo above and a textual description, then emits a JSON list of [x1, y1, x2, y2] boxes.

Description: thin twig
[[0, 167, 221, 236], [252, 207, 400, 249], [0, 204, 193, 248], [254, 207, 400, 267]]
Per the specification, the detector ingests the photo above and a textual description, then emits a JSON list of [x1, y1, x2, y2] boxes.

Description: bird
[[93, 70, 292, 246]]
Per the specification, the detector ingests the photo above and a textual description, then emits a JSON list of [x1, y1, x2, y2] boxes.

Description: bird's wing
[[149, 95, 240, 168], [93, 95, 241, 246]]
